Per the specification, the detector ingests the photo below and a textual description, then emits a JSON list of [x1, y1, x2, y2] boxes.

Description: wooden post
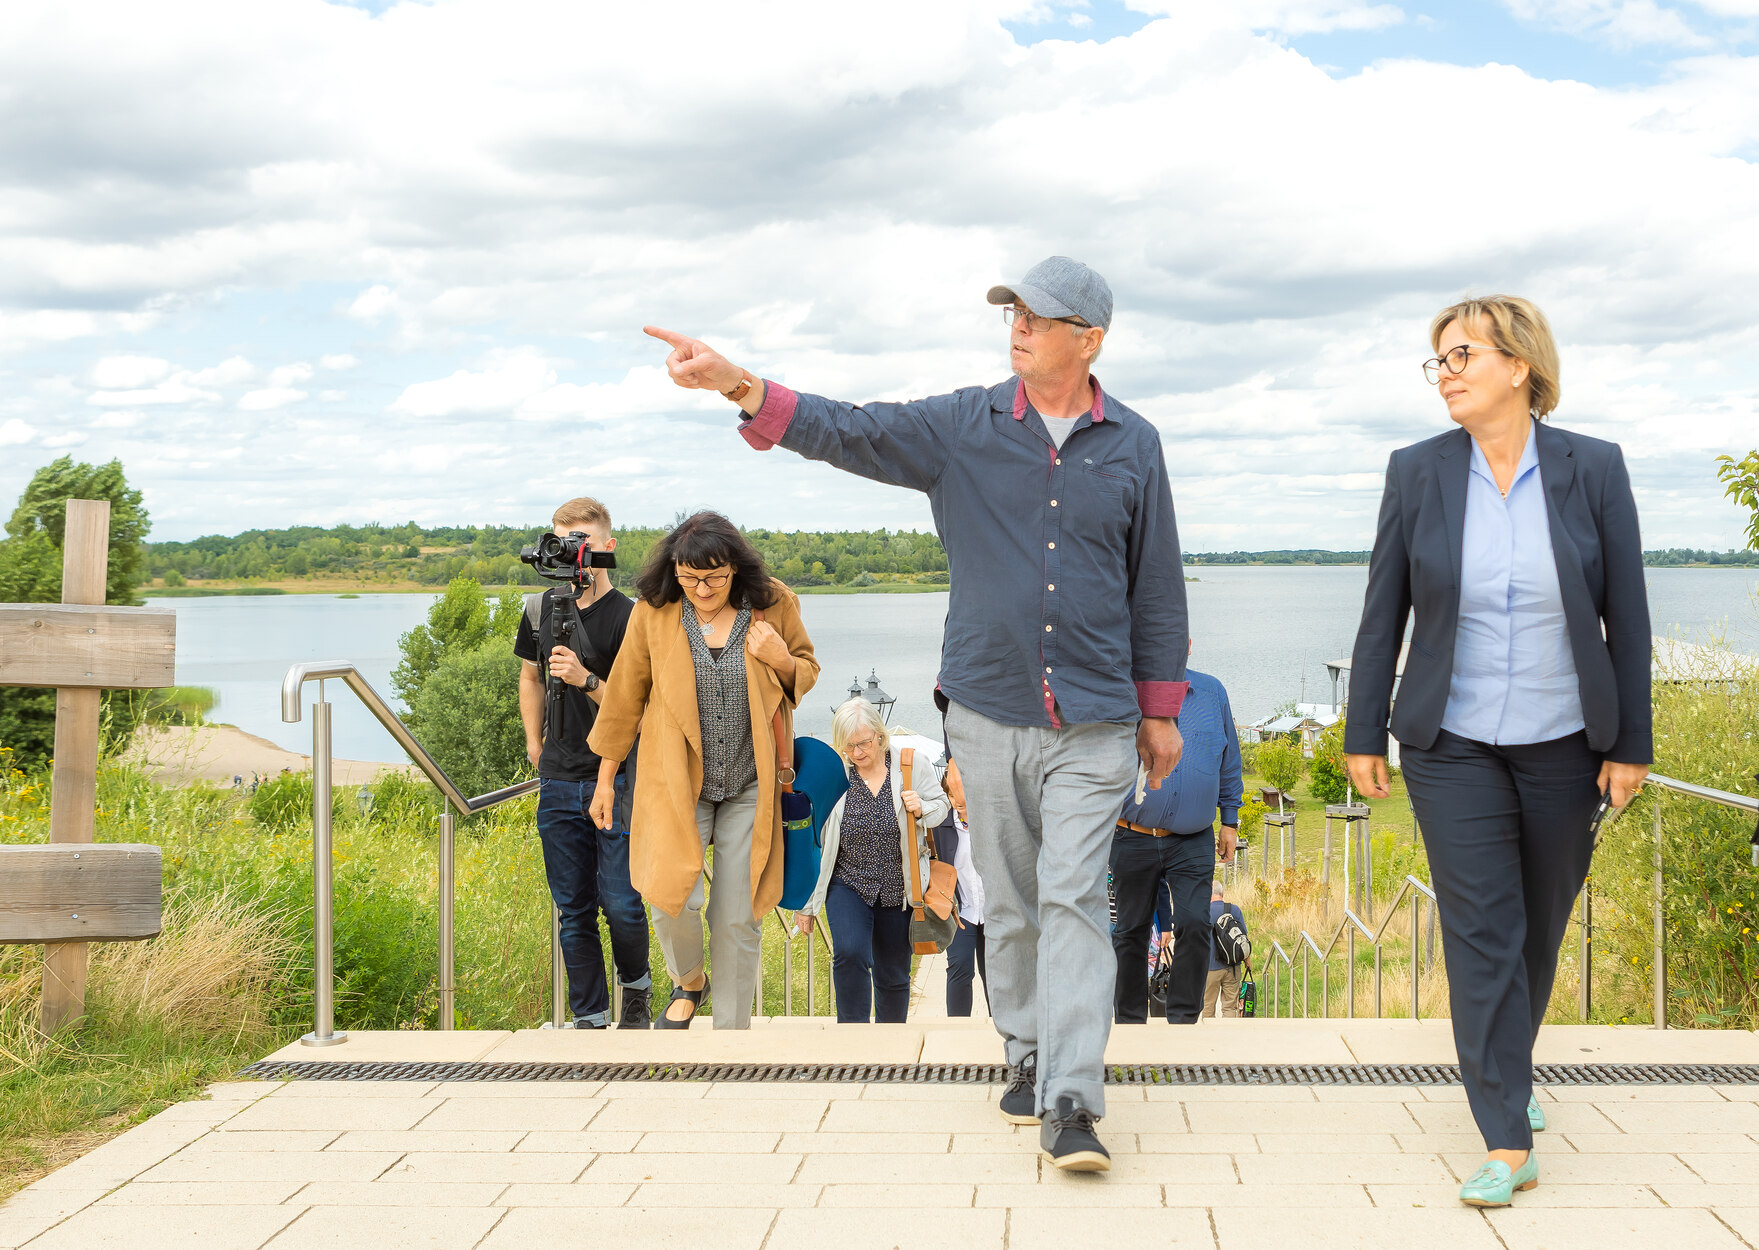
[[41, 499, 109, 1035]]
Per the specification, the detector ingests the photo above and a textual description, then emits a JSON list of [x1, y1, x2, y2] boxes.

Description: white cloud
[[268, 362, 314, 387], [87, 375, 220, 406], [237, 387, 308, 410], [319, 353, 358, 370], [0, 418, 35, 445], [186, 356, 256, 387], [90, 410, 145, 429], [91, 355, 170, 389], [41, 431, 88, 448], [347, 285, 395, 322], [390, 353, 556, 418]]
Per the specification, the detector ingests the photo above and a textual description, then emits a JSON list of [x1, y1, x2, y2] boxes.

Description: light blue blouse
[[1440, 421, 1586, 746]]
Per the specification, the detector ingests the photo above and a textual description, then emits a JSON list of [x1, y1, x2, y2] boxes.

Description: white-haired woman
[[794, 698, 950, 1023]]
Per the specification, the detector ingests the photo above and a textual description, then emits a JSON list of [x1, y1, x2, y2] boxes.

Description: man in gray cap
[[645, 256, 1189, 1171]]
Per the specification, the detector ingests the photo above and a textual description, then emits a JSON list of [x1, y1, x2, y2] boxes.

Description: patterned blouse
[[834, 752, 905, 909], [684, 602, 758, 803]]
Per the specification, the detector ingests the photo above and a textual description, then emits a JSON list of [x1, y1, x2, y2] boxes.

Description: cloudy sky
[[2, 0, 1756, 551]]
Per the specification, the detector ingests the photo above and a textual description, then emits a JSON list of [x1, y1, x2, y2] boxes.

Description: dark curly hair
[[634, 510, 779, 611]]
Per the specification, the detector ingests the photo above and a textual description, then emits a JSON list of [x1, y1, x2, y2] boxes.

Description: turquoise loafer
[[1528, 1095, 1547, 1133], [1459, 1153, 1539, 1207]]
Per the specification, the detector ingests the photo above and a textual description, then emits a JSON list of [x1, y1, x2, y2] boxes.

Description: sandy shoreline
[[118, 723, 413, 788]]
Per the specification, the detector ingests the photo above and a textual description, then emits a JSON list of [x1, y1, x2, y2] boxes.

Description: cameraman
[[514, 496, 652, 1029]]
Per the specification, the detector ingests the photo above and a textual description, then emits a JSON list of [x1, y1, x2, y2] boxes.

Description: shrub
[[1308, 721, 1350, 804]]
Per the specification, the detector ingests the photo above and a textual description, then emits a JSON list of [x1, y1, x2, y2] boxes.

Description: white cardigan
[[797, 750, 951, 918]]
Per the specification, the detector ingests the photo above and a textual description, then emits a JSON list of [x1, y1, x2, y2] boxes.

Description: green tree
[[0, 457, 152, 767], [392, 578, 496, 707], [1257, 735, 1306, 797], [405, 642, 530, 801], [1307, 721, 1351, 804], [1715, 451, 1759, 552], [5, 456, 150, 606], [284, 549, 310, 576]]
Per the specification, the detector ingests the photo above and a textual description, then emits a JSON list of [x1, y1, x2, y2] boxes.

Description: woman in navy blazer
[[1345, 295, 1651, 1208]]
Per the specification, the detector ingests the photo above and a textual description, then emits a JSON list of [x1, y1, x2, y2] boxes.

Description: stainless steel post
[[1323, 814, 1333, 884], [550, 906, 565, 1028], [1361, 817, 1374, 922], [1653, 801, 1666, 1030], [1410, 892, 1422, 1022], [755, 915, 766, 1020], [1301, 947, 1309, 1018], [1346, 929, 1355, 1018], [613, 981, 622, 1026], [807, 927, 816, 1016], [1578, 881, 1592, 1021], [784, 924, 794, 1017], [438, 809, 455, 1031], [1373, 946, 1382, 1018], [301, 696, 346, 1046]]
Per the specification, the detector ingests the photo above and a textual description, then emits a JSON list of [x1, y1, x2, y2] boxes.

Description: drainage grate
[[237, 1059, 1759, 1086]]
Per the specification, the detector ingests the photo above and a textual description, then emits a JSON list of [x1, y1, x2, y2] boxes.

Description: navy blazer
[[1344, 422, 1652, 765]]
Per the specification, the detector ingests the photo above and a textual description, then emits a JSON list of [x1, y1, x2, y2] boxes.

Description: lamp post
[[848, 669, 897, 723]]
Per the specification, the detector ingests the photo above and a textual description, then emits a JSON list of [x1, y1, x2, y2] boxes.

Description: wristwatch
[[721, 372, 757, 404], [581, 672, 600, 692]]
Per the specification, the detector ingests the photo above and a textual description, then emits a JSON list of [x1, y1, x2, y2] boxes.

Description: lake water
[[148, 566, 1759, 765]]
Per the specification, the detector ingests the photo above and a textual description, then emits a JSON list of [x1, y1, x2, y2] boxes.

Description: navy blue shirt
[[741, 376, 1189, 728], [1118, 669, 1242, 833]]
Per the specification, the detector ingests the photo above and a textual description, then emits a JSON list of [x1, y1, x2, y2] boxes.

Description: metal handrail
[[282, 661, 539, 1045], [1266, 874, 1437, 1021], [1577, 771, 1759, 1029]]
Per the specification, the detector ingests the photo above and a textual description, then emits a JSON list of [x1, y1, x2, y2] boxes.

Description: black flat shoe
[[655, 978, 709, 1030]]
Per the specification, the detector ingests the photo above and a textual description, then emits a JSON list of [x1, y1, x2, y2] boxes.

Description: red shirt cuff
[[1137, 680, 1187, 719], [737, 380, 796, 450]]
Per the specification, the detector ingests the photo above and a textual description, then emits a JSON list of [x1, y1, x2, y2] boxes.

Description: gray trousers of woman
[[649, 781, 763, 1029]]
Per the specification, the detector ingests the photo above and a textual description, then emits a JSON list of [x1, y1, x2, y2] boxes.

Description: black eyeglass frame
[[1423, 343, 1507, 385], [1003, 305, 1091, 334]]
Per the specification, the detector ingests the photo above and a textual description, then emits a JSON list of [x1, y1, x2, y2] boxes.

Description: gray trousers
[[650, 781, 763, 1030], [945, 700, 1138, 1116]]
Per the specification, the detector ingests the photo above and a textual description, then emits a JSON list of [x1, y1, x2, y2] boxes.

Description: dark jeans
[[1110, 826, 1214, 1024], [534, 774, 652, 1026], [825, 876, 913, 1023], [946, 919, 988, 1017], [1401, 728, 1601, 1152]]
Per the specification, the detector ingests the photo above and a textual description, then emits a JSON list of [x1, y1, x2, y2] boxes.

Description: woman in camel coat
[[588, 511, 818, 1029]]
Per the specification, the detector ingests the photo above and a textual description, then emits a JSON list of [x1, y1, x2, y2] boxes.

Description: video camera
[[519, 530, 617, 587]]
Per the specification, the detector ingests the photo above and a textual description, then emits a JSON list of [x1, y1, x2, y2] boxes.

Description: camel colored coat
[[587, 579, 819, 919]]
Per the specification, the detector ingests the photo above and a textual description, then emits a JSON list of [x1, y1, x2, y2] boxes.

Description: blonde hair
[[553, 496, 611, 530], [830, 696, 889, 759], [1429, 295, 1561, 419]]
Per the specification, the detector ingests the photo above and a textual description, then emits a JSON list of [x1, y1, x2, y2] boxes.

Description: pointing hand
[[644, 326, 744, 393]]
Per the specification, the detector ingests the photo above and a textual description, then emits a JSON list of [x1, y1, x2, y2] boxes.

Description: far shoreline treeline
[[138, 522, 1759, 594]]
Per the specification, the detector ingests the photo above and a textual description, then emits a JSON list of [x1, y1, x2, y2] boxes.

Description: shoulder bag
[[902, 747, 960, 954]]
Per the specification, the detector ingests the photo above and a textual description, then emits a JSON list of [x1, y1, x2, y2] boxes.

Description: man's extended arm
[[644, 326, 962, 493], [1125, 438, 1190, 720]]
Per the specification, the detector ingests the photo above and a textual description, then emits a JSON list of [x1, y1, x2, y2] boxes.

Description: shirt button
[[1054, 458, 1062, 465], [1047, 542, 1055, 550], [1045, 667, 1052, 674], [1050, 499, 1059, 507], [1045, 625, 1053, 632], [1047, 583, 1055, 591]]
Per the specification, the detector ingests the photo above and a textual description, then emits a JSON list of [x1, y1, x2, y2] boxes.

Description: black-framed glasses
[[675, 569, 731, 590], [1004, 305, 1089, 334], [1423, 343, 1506, 384]]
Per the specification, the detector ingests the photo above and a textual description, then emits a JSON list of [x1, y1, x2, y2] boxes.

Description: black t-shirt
[[513, 586, 634, 782]]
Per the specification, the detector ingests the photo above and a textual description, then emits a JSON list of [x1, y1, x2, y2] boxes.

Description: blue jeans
[[534, 774, 652, 1025], [946, 920, 988, 1017], [825, 876, 913, 1024]]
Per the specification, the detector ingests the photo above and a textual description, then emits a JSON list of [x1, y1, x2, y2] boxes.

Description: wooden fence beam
[[0, 845, 162, 943], [0, 604, 176, 689]]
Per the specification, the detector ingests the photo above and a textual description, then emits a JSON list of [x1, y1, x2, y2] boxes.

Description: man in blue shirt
[[645, 256, 1189, 1172], [1205, 881, 1249, 1019], [1112, 653, 1242, 1024]]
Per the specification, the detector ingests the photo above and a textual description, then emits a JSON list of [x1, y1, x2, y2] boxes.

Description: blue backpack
[[778, 735, 848, 911]]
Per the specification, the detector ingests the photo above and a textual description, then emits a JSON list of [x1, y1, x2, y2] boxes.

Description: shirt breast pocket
[[1073, 461, 1136, 532]]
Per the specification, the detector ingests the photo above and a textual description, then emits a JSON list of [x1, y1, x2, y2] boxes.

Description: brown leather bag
[[901, 747, 959, 954]]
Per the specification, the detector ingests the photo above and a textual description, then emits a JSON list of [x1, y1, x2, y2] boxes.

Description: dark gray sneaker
[[1040, 1095, 1110, 1172], [999, 1054, 1040, 1125], [618, 987, 651, 1029]]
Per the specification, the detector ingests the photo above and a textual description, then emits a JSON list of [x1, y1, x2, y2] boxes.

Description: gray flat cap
[[987, 256, 1113, 331]]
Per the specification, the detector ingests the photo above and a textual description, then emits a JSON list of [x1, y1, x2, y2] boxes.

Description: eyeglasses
[[846, 735, 880, 754], [675, 569, 731, 590], [1423, 343, 1506, 385], [1004, 306, 1089, 335]]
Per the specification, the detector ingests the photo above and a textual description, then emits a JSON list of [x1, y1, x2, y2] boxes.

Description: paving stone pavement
[[6, 1020, 1759, 1249]]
